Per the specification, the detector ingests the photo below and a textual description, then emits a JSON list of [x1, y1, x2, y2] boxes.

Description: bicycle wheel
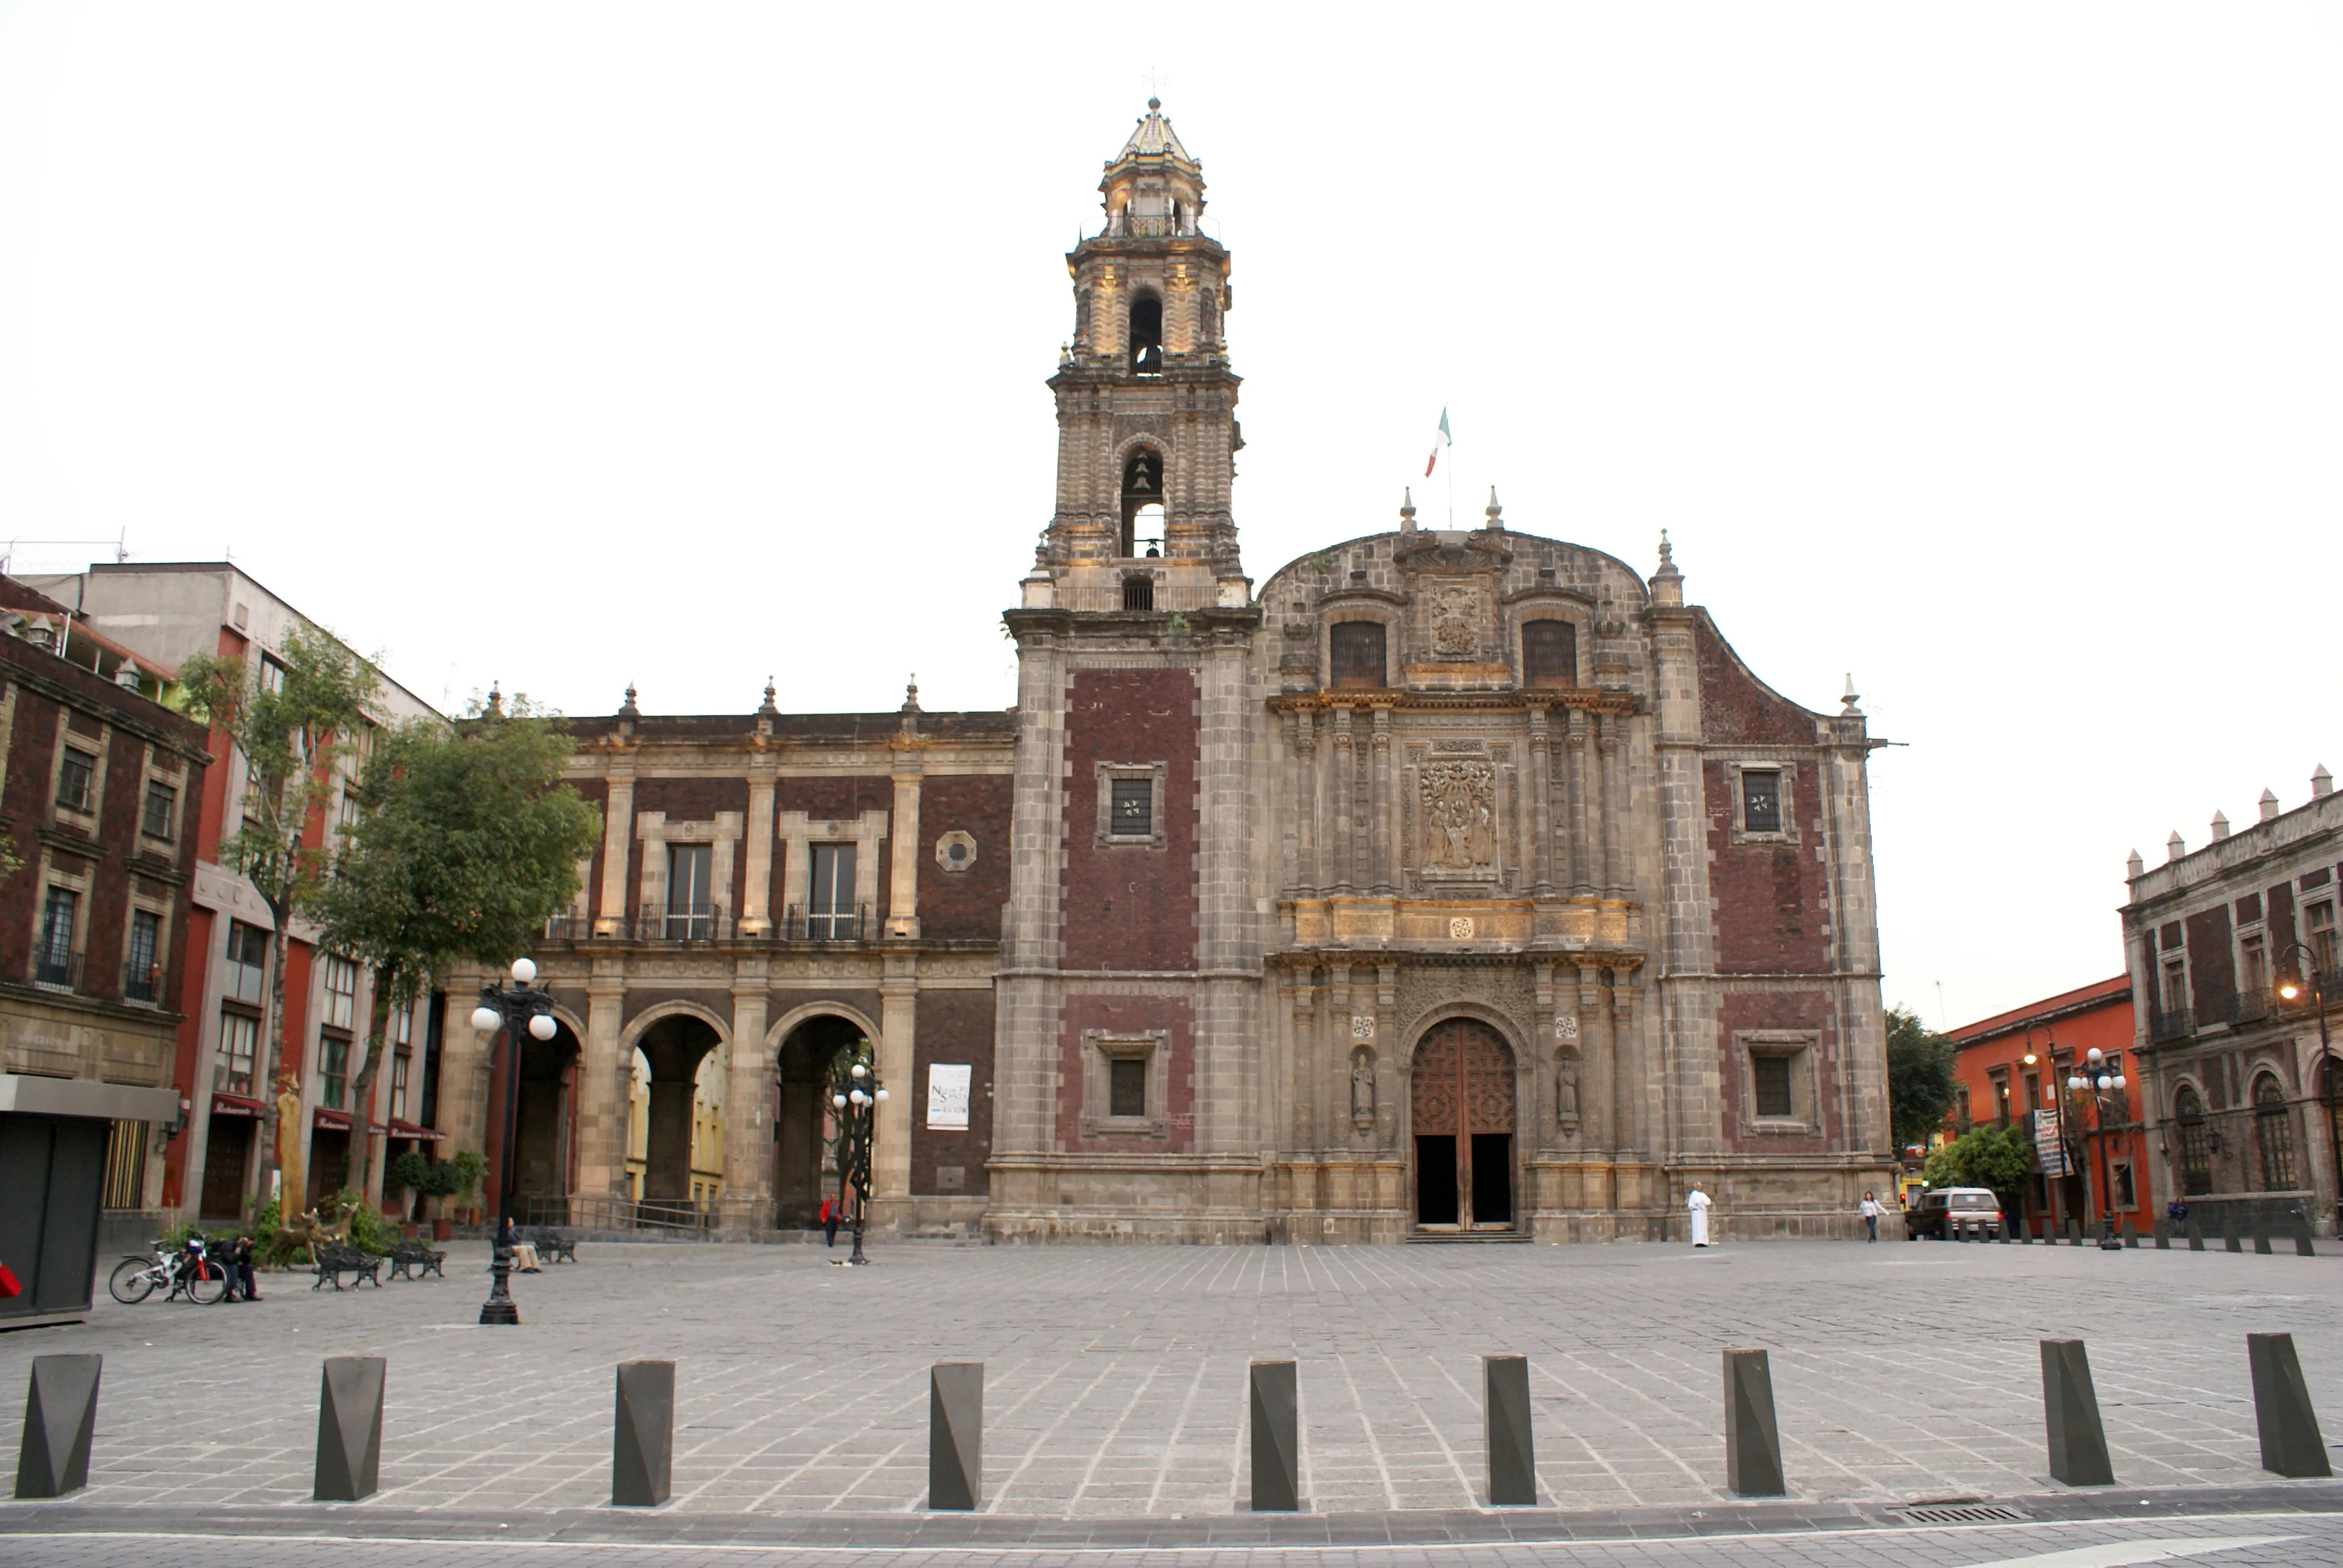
[[183, 1258, 228, 1305], [108, 1256, 158, 1304]]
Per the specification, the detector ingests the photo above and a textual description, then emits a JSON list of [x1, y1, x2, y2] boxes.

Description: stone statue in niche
[[1350, 1047, 1376, 1131], [1430, 584, 1480, 656], [1555, 1049, 1580, 1123], [1420, 761, 1497, 870]]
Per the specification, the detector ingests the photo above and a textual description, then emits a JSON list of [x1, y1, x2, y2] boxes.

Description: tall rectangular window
[[667, 843, 712, 938], [390, 1049, 411, 1120], [1329, 621, 1387, 690], [321, 1035, 349, 1110], [2240, 932, 2268, 995], [142, 780, 177, 840], [2310, 901, 2337, 978], [125, 909, 162, 1002], [1110, 779, 1153, 838], [55, 747, 95, 813], [322, 955, 358, 1030], [1109, 1056, 1147, 1118], [1752, 1054, 1794, 1118], [215, 1011, 259, 1094], [36, 888, 78, 986], [1522, 619, 1577, 686], [1741, 770, 1782, 834], [809, 844, 856, 939], [225, 921, 268, 1005], [2162, 959, 2188, 1015]]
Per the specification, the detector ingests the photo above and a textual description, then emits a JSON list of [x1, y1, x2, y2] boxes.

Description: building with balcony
[[0, 575, 207, 1324], [1947, 976, 2145, 1240], [2122, 767, 2342, 1236], [23, 563, 445, 1226]]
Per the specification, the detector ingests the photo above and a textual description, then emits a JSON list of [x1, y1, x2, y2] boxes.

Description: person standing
[[1860, 1191, 1883, 1243], [1687, 1183, 1712, 1247], [820, 1196, 839, 1248]]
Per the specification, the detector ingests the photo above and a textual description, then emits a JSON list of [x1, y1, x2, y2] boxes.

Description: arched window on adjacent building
[[1329, 621, 1387, 690], [2174, 1084, 2213, 1196], [1129, 296, 1164, 375], [1522, 619, 1578, 688], [2254, 1073, 2297, 1191], [1121, 448, 1164, 558]]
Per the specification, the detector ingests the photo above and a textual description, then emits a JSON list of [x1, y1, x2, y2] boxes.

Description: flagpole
[[1446, 440, 1454, 529]]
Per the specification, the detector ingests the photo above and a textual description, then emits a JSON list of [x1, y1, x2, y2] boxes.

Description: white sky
[[2, 4, 2337, 1029]]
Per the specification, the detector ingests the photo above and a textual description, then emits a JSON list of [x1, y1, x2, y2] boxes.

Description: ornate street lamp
[[470, 957, 558, 1324], [827, 1055, 888, 1266], [2065, 1047, 2129, 1252], [2273, 943, 2337, 1233]]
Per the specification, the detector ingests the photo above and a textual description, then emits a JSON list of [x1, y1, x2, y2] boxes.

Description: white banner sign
[[927, 1063, 972, 1130], [2033, 1109, 2070, 1175]]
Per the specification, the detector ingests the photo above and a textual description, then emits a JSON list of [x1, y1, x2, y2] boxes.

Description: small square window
[[1741, 770, 1781, 834], [1110, 778, 1153, 838], [1752, 1055, 1793, 1118], [1109, 1056, 1147, 1118], [57, 747, 95, 813]]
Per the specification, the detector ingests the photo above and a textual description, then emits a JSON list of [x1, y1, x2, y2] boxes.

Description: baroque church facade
[[450, 103, 1895, 1243]]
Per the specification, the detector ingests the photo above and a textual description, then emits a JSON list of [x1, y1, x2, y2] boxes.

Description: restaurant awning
[[209, 1092, 266, 1118]]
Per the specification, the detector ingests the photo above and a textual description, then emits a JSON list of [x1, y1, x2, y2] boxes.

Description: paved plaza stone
[[0, 1237, 2337, 1542]]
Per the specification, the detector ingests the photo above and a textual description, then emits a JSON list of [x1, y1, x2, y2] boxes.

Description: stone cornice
[[1268, 687, 1640, 717]]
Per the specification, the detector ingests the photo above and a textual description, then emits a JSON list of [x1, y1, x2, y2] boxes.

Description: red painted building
[[1948, 976, 2150, 1239]]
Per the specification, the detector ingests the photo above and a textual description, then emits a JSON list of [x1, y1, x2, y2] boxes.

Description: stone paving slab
[[0, 1239, 2335, 1521]]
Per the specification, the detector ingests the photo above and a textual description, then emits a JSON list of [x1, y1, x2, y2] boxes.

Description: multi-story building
[[0, 576, 207, 1323], [24, 563, 445, 1226], [2123, 768, 2342, 1236], [1946, 976, 2147, 1239], [479, 103, 1897, 1243]]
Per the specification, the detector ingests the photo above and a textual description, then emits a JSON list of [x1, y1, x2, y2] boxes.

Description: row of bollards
[[1984, 1212, 2318, 1255], [14, 1334, 2333, 1508]]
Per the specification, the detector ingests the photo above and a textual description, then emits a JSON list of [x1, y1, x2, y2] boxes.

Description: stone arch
[[619, 999, 731, 1056], [1405, 1013, 1520, 1232], [767, 1007, 876, 1226], [511, 1016, 583, 1218], [626, 1007, 728, 1208], [2171, 1077, 2213, 1197]]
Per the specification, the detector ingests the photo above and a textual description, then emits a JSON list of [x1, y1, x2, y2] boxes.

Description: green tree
[[1922, 1122, 2034, 1205], [1886, 1005, 1959, 1154], [312, 695, 602, 1203], [179, 624, 381, 1208]]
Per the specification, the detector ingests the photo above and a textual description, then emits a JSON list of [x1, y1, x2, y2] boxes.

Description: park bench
[[311, 1242, 384, 1291], [387, 1241, 447, 1280], [528, 1228, 578, 1264]]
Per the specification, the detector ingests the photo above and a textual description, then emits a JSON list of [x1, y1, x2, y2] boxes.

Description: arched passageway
[[634, 1015, 724, 1204], [512, 1022, 581, 1212], [775, 1015, 863, 1226], [1410, 1019, 1517, 1231]]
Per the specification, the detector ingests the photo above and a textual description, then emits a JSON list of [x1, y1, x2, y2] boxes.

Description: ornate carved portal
[[1409, 1019, 1516, 1229]]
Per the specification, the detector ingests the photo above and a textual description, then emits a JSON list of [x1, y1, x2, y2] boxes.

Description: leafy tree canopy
[[1922, 1122, 2033, 1199], [1887, 1004, 1959, 1154]]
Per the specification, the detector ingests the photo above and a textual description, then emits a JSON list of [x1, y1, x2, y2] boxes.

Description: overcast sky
[[2, 4, 2336, 1028]]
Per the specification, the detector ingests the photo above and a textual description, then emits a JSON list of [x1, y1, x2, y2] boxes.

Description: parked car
[[1906, 1187, 2004, 1240]]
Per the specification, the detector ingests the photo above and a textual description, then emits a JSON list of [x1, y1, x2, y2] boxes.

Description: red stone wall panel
[[1059, 669, 1199, 971], [1704, 759, 1830, 974], [915, 775, 1012, 941], [1717, 989, 1839, 1154], [1055, 992, 1195, 1153], [773, 776, 900, 924], [2185, 904, 2236, 1022], [566, 778, 608, 922], [909, 987, 997, 1195], [1693, 618, 1817, 746]]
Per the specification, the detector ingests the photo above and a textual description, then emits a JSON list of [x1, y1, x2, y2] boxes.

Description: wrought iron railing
[[519, 1194, 717, 1236], [122, 960, 162, 1004], [536, 905, 876, 946], [2148, 1005, 2194, 1043], [2225, 988, 2273, 1027], [33, 949, 81, 990]]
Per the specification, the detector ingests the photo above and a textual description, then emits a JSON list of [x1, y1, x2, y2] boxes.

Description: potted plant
[[448, 1150, 488, 1232], [387, 1150, 431, 1237]]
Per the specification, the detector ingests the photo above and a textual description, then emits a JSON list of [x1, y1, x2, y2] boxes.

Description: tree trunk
[[252, 882, 294, 1217], [345, 967, 399, 1208]]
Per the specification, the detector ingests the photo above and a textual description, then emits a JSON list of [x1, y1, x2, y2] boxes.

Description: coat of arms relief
[[1419, 760, 1497, 873], [1429, 585, 1482, 657]]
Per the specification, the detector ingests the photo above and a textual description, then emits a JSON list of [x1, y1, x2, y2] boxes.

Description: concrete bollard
[[928, 1362, 983, 1511], [612, 1360, 675, 1508], [14, 1355, 101, 1500], [2252, 1225, 2274, 1256], [2067, 1218, 2084, 1247], [2247, 1333, 2332, 1478], [2187, 1215, 2205, 1251], [1722, 1349, 1786, 1497], [2153, 1218, 2171, 1249], [2224, 1217, 2244, 1253], [2040, 1340, 2115, 1486], [2121, 1219, 2138, 1248], [1249, 1359, 1299, 1512], [313, 1357, 386, 1502], [1484, 1355, 1534, 1506], [2293, 1216, 2318, 1257]]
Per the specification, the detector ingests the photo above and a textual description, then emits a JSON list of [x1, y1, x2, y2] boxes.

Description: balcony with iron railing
[[2148, 1005, 2194, 1043], [539, 903, 876, 947], [32, 948, 83, 992], [122, 960, 162, 1005], [2224, 987, 2275, 1028]]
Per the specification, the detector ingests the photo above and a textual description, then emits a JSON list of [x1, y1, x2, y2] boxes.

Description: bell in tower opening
[[1122, 448, 1164, 558], [1129, 295, 1164, 375]]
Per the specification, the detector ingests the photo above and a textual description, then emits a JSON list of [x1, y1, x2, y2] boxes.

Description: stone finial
[[1059, 341, 1073, 366], [1399, 488, 1417, 534], [484, 683, 504, 718], [2211, 810, 2230, 842], [619, 683, 640, 719], [2261, 788, 2281, 822], [2166, 830, 2185, 862], [1658, 529, 1676, 571], [1840, 674, 1861, 716], [1648, 528, 1684, 607], [2315, 764, 2334, 800], [1484, 486, 1504, 529], [902, 675, 921, 712], [2126, 848, 2145, 880], [757, 678, 778, 717]]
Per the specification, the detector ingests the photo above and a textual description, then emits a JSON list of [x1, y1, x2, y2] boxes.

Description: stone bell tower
[[991, 103, 1266, 1240], [1020, 99, 1248, 614]]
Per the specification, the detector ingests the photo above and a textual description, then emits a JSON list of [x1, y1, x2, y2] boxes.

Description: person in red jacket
[[819, 1196, 839, 1248]]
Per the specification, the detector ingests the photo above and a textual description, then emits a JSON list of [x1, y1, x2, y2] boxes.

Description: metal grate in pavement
[[1895, 1504, 2030, 1524]]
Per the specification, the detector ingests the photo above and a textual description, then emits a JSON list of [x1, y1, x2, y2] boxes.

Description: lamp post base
[[479, 1247, 522, 1324]]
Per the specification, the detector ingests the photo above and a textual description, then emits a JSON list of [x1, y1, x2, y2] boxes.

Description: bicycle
[[107, 1236, 227, 1306]]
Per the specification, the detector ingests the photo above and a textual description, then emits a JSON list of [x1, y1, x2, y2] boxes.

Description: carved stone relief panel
[[1429, 584, 1483, 657], [1418, 760, 1496, 878], [1393, 963, 1534, 1051]]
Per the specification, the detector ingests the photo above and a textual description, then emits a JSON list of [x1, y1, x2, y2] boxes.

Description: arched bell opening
[[1121, 447, 1164, 558], [1128, 294, 1163, 376], [1408, 1018, 1518, 1231], [627, 1014, 724, 1212], [774, 1015, 865, 1226], [511, 1019, 582, 1221]]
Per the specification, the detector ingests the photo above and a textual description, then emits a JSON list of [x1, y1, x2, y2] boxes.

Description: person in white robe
[[1688, 1183, 1712, 1247]]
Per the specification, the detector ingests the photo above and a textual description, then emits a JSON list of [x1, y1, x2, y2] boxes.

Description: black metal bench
[[528, 1228, 578, 1264], [387, 1242, 446, 1280], [311, 1242, 384, 1290]]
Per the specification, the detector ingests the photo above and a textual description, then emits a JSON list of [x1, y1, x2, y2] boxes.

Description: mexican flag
[[1424, 407, 1451, 476]]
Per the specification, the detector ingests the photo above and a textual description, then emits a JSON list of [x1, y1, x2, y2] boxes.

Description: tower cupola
[[1100, 99, 1205, 239]]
